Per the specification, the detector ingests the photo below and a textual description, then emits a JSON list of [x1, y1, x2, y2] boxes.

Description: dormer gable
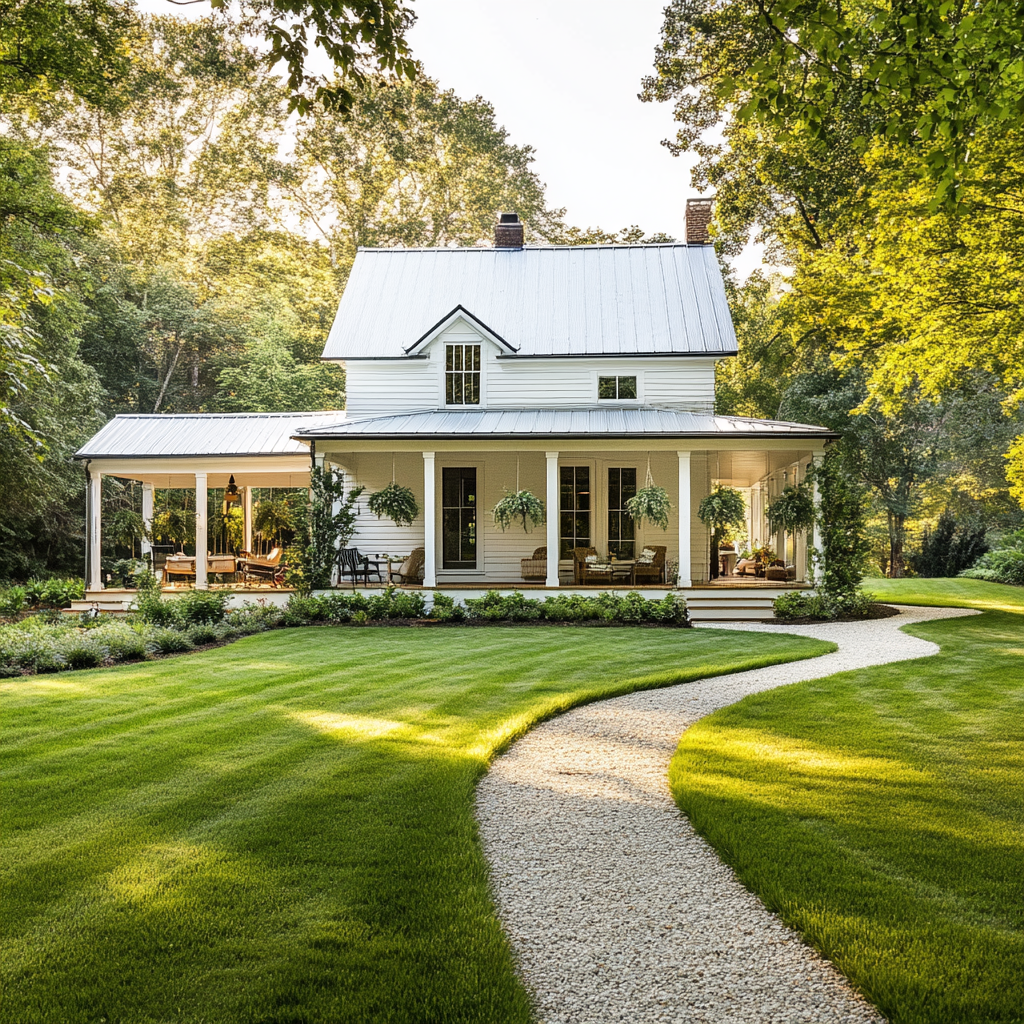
[[404, 306, 518, 357]]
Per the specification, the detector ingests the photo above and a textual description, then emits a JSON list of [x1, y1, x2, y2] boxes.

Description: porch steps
[[69, 590, 136, 615], [684, 587, 796, 622]]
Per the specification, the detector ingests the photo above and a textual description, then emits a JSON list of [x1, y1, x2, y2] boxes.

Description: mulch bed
[[769, 602, 901, 625]]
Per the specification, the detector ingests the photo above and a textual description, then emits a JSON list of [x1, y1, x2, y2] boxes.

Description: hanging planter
[[493, 489, 545, 532], [367, 482, 420, 527], [625, 457, 671, 530], [697, 485, 747, 536], [765, 484, 815, 534]]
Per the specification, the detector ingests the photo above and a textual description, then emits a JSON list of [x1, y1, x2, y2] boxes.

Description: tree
[[282, 75, 565, 284]]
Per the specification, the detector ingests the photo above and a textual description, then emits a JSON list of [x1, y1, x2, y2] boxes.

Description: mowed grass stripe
[[1, 625, 831, 1024], [670, 600, 1024, 1024]]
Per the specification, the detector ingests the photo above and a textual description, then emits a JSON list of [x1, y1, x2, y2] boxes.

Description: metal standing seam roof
[[75, 412, 345, 459], [321, 244, 738, 360], [294, 407, 837, 441]]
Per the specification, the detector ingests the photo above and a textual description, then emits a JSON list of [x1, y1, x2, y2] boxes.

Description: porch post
[[242, 486, 253, 553], [422, 452, 436, 588], [141, 483, 154, 563], [811, 449, 825, 578], [677, 451, 692, 587], [88, 470, 102, 591], [195, 472, 208, 589], [545, 451, 559, 587]]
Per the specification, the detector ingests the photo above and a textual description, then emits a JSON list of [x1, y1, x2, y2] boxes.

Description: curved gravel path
[[476, 605, 978, 1024]]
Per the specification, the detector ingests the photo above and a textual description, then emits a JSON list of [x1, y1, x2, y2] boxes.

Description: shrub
[[283, 595, 331, 626], [146, 628, 195, 655], [774, 589, 876, 620], [91, 623, 149, 663], [542, 594, 599, 623], [429, 593, 465, 622], [649, 593, 689, 625], [366, 587, 426, 620], [135, 593, 178, 626], [960, 548, 1024, 586], [174, 590, 229, 626], [61, 639, 104, 670], [187, 622, 219, 645], [24, 578, 85, 609], [223, 604, 284, 635], [911, 510, 988, 577], [0, 586, 27, 618]]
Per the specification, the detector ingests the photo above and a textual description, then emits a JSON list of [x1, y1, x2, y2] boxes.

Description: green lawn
[[670, 595, 1024, 1023], [0, 626, 831, 1024], [866, 575, 1024, 614]]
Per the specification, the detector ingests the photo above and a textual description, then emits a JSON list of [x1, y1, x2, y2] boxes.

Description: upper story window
[[598, 375, 637, 401], [446, 344, 481, 405]]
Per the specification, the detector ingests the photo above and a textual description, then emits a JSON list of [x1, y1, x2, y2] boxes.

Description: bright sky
[[139, 0, 763, 275]]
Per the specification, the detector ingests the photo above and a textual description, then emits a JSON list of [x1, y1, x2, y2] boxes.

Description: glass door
[[559, 466, 591, 559], [442, 468, 477, 568]]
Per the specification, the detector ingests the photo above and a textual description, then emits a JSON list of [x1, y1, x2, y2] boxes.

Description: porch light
[[224, 475, 240, 503]]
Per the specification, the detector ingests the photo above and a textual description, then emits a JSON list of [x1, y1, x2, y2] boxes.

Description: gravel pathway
[[476, 605, 978, 1024]]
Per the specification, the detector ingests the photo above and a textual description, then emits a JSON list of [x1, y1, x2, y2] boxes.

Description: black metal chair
[[336, 548, 386, 587]]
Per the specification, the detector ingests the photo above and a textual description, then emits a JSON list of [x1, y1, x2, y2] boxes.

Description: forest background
[[2, 0, 1023, 581]]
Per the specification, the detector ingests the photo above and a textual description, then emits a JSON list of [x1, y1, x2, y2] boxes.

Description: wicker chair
[[390, 547, 425, 584], [632, 545, 667, 585], [520, 547, 547, 582], [239, 547, 284, 586], [572, 546, 598, 585]]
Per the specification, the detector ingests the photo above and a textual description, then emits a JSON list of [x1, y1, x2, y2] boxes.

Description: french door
[[442, 467, 477, 568]]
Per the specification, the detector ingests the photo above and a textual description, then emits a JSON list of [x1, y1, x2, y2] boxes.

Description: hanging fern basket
[[624, 457, 671, 530], [765, 485, 815, 534], [367, 482, 420, 528], [492, 489, 545, 533]]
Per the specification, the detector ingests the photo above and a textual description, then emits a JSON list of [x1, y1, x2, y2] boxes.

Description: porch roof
[[294, 407, 837, 441], [75, 412, 343, 460]]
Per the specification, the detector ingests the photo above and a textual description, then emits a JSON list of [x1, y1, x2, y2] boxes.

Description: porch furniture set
[[162, 548, 285, 586], [522, 546, 667, 586], [732, 557, 797, 581], [335, 547, 426, 587]]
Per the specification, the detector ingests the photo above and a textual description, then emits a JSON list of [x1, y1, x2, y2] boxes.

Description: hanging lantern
[[224, 475, 240, 503]]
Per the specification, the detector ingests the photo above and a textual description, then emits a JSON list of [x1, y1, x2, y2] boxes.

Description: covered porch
[[299, 407, 834, 593]]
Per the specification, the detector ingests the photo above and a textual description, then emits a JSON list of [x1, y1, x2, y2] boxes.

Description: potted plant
[[367, 482, 420, 527], [697, 485, 746, 579], [493, 489, 545, 532], [625, 460, 671, 530]]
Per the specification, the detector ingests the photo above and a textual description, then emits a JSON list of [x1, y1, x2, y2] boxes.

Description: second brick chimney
[[685, 198, 714, 245], [495, 212, 524, 248]]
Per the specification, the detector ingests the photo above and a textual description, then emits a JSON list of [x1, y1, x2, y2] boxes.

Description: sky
[[138, 0, 763, 275]]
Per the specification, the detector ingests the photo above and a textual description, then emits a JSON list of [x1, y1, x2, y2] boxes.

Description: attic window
[[598, 376, 638, 400], [446, 344, 480, 405]]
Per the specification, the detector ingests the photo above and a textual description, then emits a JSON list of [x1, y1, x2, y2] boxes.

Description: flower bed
[[0, 588, 689, 677]]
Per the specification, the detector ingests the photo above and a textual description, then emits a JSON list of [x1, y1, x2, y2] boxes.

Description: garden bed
[[772, 602, 900, 625]]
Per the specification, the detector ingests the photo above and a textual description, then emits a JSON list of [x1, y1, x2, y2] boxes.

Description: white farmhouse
[[76, 203, 834, 618]]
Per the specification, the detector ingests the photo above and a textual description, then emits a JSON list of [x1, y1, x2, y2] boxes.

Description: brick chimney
[[495, 212, 524, 248], [685, 197, 714, 245]]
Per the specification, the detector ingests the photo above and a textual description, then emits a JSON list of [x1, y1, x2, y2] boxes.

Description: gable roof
[[322, 244, 738, 360], [296, 407, 836, 441], [405, 305, 518, 355], [75, 412, 343, 460]]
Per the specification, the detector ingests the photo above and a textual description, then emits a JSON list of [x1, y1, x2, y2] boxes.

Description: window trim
[[594, 370, 643, 404], [444, 342, 483, 407]]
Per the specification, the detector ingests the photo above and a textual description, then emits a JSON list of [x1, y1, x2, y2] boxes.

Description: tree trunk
[[888, 512, 906, 578], [153, 339, 184, 413]]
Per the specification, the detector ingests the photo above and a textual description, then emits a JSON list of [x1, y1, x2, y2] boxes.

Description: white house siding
[[343, 317, 719, 418], [335, 447, 714, 585]]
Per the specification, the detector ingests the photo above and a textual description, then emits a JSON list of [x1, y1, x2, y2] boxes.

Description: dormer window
[[446, 344, 480, 405], [598, 375, 637, 401]]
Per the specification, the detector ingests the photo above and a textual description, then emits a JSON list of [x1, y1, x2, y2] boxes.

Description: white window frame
[[593, 370, 643, 404]]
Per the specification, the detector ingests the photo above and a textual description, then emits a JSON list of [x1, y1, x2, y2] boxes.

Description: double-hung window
[[446, 344, 481, 405], [597, 375, 637, 401]]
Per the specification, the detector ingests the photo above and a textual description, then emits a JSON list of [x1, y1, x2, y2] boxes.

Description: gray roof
[[296, 407, 836, 441], [321, 244, 738, 360], [75, 412, 343, 459]]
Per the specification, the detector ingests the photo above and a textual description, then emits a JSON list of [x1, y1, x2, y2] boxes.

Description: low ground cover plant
[[958, 531, 1024, 586]]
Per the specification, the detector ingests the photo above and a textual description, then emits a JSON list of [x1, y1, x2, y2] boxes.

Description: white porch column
[[545, 451, 560, 587], [677, 451, 692, 587], [195, 472, 208, 589], [811, 449, 825, 578], [88, 471, 102, 591], [141, 483, 154, 563], [422, 452, 436, 588], [242, 486, 253, 553]]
